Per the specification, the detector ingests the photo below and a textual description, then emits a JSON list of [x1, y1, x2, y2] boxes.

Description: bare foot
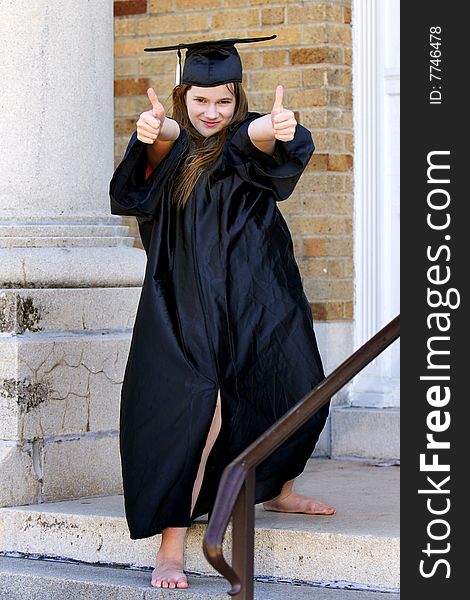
[[263, 491, 336, 515], [151, 555, 189, 589]]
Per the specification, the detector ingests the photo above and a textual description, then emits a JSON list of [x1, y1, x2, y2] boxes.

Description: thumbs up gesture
[[136, 87, 166, 144], [271, 85, 297, 142]]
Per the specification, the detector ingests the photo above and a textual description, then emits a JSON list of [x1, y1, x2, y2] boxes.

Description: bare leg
[[151, 389, 223, 588], [191, 389, 222, 513], [262, 478, 336, 515]]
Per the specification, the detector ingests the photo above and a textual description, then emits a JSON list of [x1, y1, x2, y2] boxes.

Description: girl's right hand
[[136, 88, 166, 144]]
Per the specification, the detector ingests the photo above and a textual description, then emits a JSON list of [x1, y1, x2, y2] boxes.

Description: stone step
[[0, 555, 401, 600], [0, 459, 399, 591], [331, 407, 400, 461], [0, 555, 400, 600]]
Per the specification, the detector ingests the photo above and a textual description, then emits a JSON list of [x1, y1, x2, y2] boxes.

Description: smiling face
[[185, 84, 236, 137]]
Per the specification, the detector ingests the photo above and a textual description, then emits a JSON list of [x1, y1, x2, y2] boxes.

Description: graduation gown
[[109, 111, 330, 540]]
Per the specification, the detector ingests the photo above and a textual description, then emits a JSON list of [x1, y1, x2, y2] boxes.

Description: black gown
[[109, 111, 330, 540]]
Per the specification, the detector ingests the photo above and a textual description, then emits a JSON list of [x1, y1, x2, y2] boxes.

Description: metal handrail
[[202, 315, 400, 599]]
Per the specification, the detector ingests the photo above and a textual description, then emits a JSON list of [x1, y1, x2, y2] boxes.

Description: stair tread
[[0, 555, 400, 600], [0, 459, 399, 590], [3, 459, 399, 539]]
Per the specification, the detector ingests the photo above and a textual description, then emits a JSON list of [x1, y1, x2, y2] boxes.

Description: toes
[[175, 574, 189, 588], [317, 502, 336, 514], [307, 501, 336, 514], [151, 574, 189, 589]]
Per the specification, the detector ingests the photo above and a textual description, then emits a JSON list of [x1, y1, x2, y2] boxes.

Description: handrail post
[[231, 467, 255, 600]]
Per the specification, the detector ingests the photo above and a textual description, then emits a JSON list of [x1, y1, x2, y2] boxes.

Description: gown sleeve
[[224, 113, 315, 201], [109, 128, 188, 220]]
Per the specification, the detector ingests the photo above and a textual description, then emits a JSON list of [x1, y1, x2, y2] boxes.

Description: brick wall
[[113, 0, 353, 321]]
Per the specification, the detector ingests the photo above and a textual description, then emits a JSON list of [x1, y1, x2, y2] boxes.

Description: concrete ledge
[[0, 555, 400, 600], [0, 459, 400, 590], [0, 288, 141, 334], [0, 247, 145, 288], [331, 407, 400, 460]]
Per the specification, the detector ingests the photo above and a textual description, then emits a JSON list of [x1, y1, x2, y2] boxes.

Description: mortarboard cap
[[144, 35, 276, 87]]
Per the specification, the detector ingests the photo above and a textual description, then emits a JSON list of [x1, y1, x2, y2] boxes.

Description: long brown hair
[[170, 82, 248, 210]]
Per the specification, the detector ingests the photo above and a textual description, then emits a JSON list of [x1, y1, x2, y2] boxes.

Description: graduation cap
[[144, 35, 276, 87]]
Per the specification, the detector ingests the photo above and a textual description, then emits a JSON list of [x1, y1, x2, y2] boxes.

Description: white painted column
[[0, 1, 145, 508], [350, 0, 400, 409], [330, 0, 400, 460]]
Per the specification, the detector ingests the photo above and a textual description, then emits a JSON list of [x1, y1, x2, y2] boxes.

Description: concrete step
[[330, 407, 400, 460], [0, 556, 400, 600], [0, 459, 399, 592]]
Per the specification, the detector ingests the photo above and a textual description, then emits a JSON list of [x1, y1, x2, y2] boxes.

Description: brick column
[[0, 1, 145, 507]]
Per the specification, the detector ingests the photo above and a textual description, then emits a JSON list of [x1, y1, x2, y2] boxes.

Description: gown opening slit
[[191, 387, 223, 518]]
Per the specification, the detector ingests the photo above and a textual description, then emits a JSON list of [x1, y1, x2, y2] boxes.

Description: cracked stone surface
[[0, 333, 130, 440], [0, 284, 142, 505], [1, 328, 129, 502]]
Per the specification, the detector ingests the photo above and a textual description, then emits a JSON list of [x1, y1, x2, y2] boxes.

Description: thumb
[[272, 84, 284, 114], [147, 87, 161, 116]]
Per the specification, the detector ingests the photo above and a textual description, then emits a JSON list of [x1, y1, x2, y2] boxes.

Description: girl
[[110, 37, 335, 590]]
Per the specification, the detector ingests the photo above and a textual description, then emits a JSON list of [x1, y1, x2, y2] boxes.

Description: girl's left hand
[[271, 85, 297, 142]]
